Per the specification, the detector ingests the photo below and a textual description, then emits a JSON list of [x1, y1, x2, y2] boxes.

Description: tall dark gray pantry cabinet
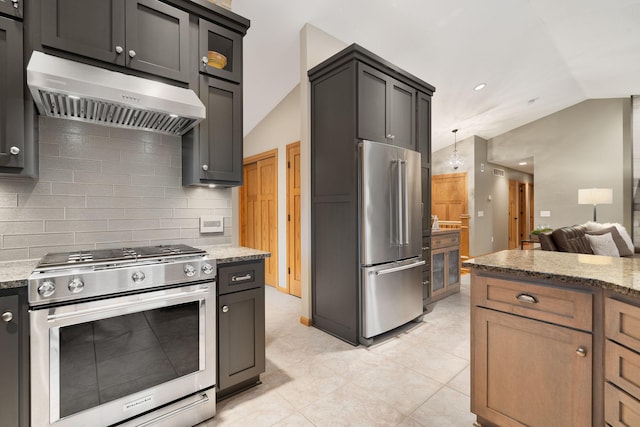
[[308, 44, 435, 345], [27, 0, 249, 187]]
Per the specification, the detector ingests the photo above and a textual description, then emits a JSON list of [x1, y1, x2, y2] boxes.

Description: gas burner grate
[[121, 248, 139, 258], [68, 252, 93, 263]]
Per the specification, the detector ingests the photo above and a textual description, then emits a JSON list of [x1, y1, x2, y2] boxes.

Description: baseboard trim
[[299, 316, 312, 326]]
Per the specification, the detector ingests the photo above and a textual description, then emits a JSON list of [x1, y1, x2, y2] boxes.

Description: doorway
[[240, 149, 278, 287], [286, 142, 301, 298], [508, 180, 534, 249]]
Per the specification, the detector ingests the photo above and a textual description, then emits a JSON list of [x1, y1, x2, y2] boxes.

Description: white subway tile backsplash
[[0, 117, 232, 258]]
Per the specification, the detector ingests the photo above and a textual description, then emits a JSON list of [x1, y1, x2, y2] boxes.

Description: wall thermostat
[[200, 215, 224, 233]]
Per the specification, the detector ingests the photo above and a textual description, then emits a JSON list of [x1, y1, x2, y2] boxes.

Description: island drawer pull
[[516, 293, 538, 304]]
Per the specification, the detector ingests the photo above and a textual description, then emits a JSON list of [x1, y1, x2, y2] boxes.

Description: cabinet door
[[199, 76, 243, 185], [41, 0, 126, 66], [447, 248, 460, 287], [125, 0, 190, 83], [199, 19, 242, 83], [218, 287, 265, 392], [417, 91, 431, 167], [472, 307, 592, 427], [388, 79, 415, 150], [357, 64, 388, 143], [0, 16, 24, 170], [431, 250, 445, 294], [0, 0, 22, 18], [421, 166, 431, 235], [0, 295, 19, 427]]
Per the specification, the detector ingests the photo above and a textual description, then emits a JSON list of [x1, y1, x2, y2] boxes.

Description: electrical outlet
[[540, 210, 551, 217], [477, 211, 484, 217]]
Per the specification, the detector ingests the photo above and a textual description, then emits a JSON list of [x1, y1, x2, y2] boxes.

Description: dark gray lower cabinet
[[0, 292, 22, 426], [217, 260, 265, 399]]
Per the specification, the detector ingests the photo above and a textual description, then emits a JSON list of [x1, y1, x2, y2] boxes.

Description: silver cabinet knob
[[115, 45, 123, 54], [184, 264, 196, 277], [222, 305, 229, 313], [202, 263, 214, 275], [576, 347, 587, 357], [132, 271, 146, 283], [9, 146, 19, 155], [202, 164, 209, 171], [128, 50, 136, 58], [1, 311, 13, 323], [38, 280, 56, 297], [11, 0, 18, 9], [68, 278, 84, 294], [202, 56, 208, 65]]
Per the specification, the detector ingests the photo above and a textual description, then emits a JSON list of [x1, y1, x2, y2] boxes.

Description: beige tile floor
[[201, 275, 474, 426]]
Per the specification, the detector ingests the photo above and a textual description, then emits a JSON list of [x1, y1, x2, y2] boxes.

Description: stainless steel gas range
[[28, 244, 217, 427]]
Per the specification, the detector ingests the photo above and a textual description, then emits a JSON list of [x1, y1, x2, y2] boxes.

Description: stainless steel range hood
[[27, 51, 205, 136]]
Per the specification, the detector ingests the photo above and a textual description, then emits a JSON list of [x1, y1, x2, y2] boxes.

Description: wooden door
[[508, 179, 518, 249], [519, 182, 528, 243], [286, 142, 302, 297], [472, 307, 592, 426], [431, 173, 468, 222], [240, 150, 278, 287]]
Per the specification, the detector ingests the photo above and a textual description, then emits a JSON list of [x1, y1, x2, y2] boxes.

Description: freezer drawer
[[361, 258, 424, 339]]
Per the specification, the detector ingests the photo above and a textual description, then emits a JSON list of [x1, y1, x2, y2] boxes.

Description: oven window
[[58, 301, 200, 418]]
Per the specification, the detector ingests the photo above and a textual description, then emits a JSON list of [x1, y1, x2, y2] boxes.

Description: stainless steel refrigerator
[[359, 140, 424, 344]]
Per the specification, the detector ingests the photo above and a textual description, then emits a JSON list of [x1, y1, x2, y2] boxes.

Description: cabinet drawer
[[431, 233, 459, 249], [606, 298, 640, 353], [606, 340, 640, 399], [473, 276, 593, 331], [218, 260, 264, 295], [605, 382, 640, 427]]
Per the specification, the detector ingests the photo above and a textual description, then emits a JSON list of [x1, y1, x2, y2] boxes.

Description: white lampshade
[[578, 188, 613, 205]]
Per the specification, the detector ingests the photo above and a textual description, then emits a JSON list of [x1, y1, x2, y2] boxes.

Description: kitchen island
[[465, 250, 640, 427]]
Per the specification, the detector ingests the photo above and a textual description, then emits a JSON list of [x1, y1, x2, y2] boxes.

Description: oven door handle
[[46, 287, 209, 323]]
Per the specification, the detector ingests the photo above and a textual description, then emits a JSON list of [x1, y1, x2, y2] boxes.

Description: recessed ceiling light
[[474, 83, 486, 91], [208, 184, 217, 188], [518, 162, 527, 166]]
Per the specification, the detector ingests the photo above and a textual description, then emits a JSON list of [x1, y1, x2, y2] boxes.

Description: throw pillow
[[586, 226, 633, 257], [582, 221, 635, 254], [585, 233, 620, 257]]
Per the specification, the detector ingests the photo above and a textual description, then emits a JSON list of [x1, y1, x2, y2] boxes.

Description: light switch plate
[[200, 215, 224, 233], [540, 210, 551, 217]]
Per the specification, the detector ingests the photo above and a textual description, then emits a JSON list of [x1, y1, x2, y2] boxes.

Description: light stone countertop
[[464, 249, 640, 297], [0, 246, 270, 291]]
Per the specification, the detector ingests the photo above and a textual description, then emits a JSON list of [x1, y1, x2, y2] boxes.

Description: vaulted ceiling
[[233, 0, 640, 153]]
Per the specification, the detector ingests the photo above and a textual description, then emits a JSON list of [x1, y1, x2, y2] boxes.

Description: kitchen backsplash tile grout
[[0, 117, 232, 261]]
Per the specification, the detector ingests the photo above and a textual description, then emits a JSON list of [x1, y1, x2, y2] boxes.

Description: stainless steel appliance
[[360, 140, 424, 344], [28, 244, 217, 427]]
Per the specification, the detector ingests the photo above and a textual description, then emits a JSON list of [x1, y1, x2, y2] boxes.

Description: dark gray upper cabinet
[[183, 75, 242, 186], [0, 0, 22, 19], [417, 91, 432, 167], [357, 63, 416, 150], [0, 15, 25, 173], [199, 18, 242, 83], [41, 0, 190, 83]]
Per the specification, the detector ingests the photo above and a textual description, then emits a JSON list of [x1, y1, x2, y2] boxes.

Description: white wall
[[488, 98, 632, 230]]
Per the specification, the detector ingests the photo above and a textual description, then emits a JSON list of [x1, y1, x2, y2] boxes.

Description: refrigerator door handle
[[374, 260, 426, 275], [396, 159, 403, 246], [401, 159, 409, 246]]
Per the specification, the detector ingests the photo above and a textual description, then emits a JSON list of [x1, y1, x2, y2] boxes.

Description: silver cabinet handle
[[516, 293, 538, 304], [115, 45, 123, 54], [1, 311, 13, 323], [422, 246, 429, 251], [422, 280, 429, 286], [9, 146, 19, 155], [222, 305, 229, 313], [576, 347, 587, 357], [128, 50, 136, 58], [231, 274, 252, 282]]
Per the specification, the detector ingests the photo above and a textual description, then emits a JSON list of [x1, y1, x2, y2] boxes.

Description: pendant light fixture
[[447, 128, 463, 170]]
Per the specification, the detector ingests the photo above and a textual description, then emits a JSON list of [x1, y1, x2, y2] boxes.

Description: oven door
[[30, 282, 216, 427]]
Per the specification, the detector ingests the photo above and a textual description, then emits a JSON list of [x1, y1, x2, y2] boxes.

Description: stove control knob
[[184, 264, 196, 277], [132, 271, 146, 283], [202, 263, 214, 275], [68, 278, 84, 294], [38, 280, 56, 298]]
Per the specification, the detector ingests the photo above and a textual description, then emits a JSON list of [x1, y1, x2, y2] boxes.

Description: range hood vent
[[27, 51, 205, 136]]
